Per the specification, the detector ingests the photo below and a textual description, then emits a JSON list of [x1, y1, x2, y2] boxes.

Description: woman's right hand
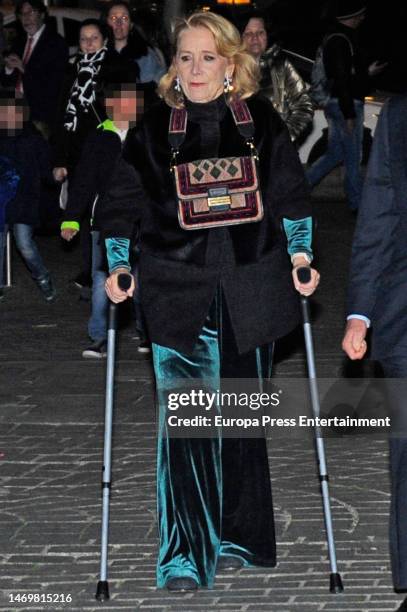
[[105, 268, 135, 303], [53, 167, 68, 182]]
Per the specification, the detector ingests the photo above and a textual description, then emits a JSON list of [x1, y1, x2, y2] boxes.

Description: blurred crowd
[[0, 0, 168, 355], [0, 0, 387, 358]]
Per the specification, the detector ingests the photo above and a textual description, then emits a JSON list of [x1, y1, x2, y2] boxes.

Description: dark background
[[1, 0, 405, 92]]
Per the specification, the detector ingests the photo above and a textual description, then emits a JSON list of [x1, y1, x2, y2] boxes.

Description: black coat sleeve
[[258, 99, 311, 222], [62, 132, 117, 225], [97, 160, 146, 239], [324, 36, 355, 119], [346, 101, 398, 318]]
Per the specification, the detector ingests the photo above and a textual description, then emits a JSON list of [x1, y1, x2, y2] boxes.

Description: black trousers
[[381, 358, 407, 590]]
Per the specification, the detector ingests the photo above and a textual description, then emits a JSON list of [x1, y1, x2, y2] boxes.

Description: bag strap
[[168, 99, 256, 166]]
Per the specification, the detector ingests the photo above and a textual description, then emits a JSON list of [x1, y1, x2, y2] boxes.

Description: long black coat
[[346, 94, 407, 360], [100, 94, 312, 354]]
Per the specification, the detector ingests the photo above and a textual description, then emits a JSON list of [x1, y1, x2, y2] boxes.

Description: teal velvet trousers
[[152, 294, 276, 588]]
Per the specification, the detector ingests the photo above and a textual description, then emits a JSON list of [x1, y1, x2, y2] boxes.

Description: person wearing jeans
[[306, 1, 387, 212], [306, 97, 364, 211], [0, 91, 56, 302], [61, 78, 149, 357], [0, 223, 54, 300]]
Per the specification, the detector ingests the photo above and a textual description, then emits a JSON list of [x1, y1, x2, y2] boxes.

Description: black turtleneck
[[184, 94, 228, 159]]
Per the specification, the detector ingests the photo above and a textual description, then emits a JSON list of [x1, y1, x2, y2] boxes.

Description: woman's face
[[107, 4, 131, 43], [174, 26, 234, 104], [79, 25, 104, 54], [242, 18, 268, 59]]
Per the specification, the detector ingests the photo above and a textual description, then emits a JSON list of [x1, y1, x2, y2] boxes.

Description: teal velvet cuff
[[105, 237, 131, 273], [282, 216, 313, 260]]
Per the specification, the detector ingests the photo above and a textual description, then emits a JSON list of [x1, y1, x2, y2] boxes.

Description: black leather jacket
[[259, 44, 314, 141]]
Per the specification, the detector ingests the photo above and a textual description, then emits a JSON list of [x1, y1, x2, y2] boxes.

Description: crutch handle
[[107, 273, 132, 331], [296, 265, 311, 284], [296, 266, 312, 323], [117, 272, 132, 292]]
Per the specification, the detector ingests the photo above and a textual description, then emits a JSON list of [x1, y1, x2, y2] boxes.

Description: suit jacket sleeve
[[346, 101, 398, 318]]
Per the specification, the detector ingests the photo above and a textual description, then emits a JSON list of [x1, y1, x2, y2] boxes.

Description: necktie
[[15, 36, 34, 94]]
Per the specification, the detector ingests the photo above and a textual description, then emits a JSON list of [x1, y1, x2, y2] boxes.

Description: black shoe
[[0, 287, 4, 302], [396, 597, 407, 611], [137, 340, 151, 354], [37, 277, 56, 302], [165, 577, 198, 592], [217, 555, 244, 570], [82, 340, 107, 359]]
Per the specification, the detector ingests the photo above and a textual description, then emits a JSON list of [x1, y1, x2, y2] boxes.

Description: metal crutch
[[6, 230, 12, 287], [95, 273, 132, 602], [297, 266, 344, 594]]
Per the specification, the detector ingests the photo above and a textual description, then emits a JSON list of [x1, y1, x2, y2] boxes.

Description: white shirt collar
[[28, 23, 46, 45]]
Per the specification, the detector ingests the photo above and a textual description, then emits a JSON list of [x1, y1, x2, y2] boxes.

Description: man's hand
[[342, 318, 368, 360], [368, 60, 388, 77], [105, 268, 135, 303], [5, 53, 24, 73], [61, 228, 78, 241]]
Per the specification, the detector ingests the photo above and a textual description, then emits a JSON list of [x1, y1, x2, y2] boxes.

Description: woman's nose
[[191, 60, 202, 75]]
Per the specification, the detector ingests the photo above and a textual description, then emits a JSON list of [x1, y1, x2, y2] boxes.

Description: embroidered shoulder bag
[[168, 99, 263, 230]]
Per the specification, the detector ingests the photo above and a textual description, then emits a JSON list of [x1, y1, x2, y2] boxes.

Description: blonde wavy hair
[[158, 11, 260, 108]]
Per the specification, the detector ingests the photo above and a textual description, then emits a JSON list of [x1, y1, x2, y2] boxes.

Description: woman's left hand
[[292, 258, 320, 296]]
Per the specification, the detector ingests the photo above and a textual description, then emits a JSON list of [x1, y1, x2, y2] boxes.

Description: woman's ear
[[227, 61, 235, 78]]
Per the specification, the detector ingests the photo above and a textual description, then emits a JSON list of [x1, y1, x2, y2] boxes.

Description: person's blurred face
[[0, 102, 25, 133], [19, 2, 44, 37], [107, 4, 131, 43], [79, 25, 104, 54], [174, 26, 234, 104], [242, 18, 268, 59], [105, 88, 142, 125]]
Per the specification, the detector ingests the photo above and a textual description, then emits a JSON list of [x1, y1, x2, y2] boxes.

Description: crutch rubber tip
[[95, 580, 110, 601], [329, 572, 344, 593]]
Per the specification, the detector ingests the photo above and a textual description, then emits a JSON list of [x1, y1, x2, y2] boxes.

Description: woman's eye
[[180, 55, 191, 62], [204, 55, 216, 61]]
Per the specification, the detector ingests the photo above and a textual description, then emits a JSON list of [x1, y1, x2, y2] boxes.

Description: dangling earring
[[224, 74, 233, 94], [174, 76, 181, 92]]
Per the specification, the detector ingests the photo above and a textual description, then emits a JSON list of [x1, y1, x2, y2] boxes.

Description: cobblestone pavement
[[0, 179, 403, 612]]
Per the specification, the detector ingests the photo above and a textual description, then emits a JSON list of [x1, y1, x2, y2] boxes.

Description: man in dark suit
[[1, 0, 68, 137], [342, 94, 407, 612]]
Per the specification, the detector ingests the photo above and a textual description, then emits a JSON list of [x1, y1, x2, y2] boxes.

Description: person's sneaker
[[37, 277, 56, 302], [137, 340, 151, 354], [0, 287, 4, 302], [82, 340, 107, 359]]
